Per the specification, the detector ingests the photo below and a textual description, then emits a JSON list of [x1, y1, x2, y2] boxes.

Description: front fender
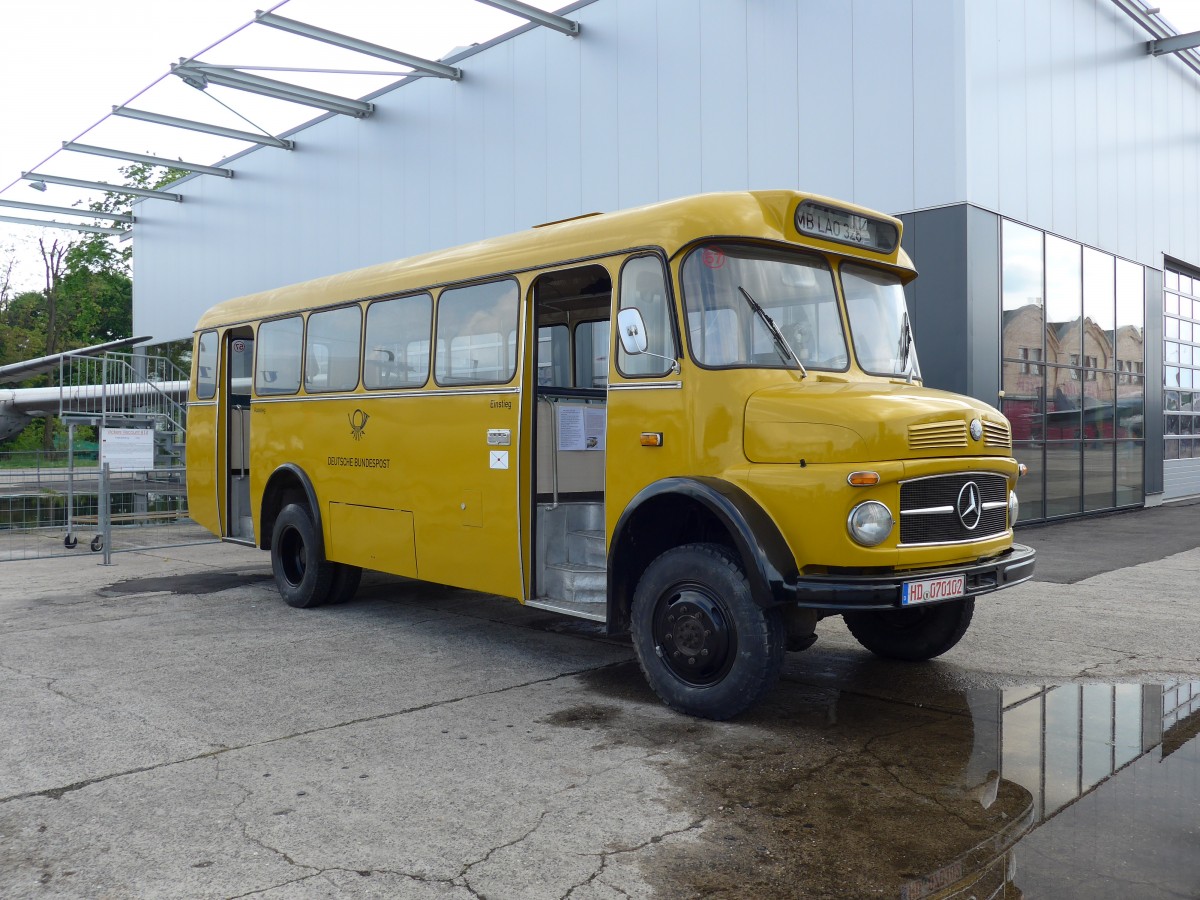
[[606, 476, 799, 632]]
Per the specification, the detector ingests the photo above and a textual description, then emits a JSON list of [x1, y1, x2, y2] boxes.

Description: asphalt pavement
[[1, 502, 1198, 899]]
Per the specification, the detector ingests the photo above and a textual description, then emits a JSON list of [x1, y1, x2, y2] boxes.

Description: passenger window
[[574, 320, 610, 388], [538, 325, 570, 387], [305, 306, 361, 393], [196, 330, 217, 399], [618, 256, 676, 377], [435, 280, 520, 385], [255, 317, 303, 395], [364, 293, 433, 389]]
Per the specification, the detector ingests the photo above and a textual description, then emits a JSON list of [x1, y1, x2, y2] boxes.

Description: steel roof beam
[[173, 63, 374, 118], [0, 198, 134, 223], [254, 11, 463, 80], [1149, 29, 1200, 55], [112, 106, 295, 150], [62, 142, 234, 178], [21, 172, 184, 202], [473, 0, 580, 36], [0, 214, 124, 236]]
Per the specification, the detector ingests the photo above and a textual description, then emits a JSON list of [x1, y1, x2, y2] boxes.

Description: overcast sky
[[2, 0, 1199, 294]]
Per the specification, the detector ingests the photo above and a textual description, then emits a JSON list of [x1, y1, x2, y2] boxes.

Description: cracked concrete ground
[[2, 503, 1199, 898]]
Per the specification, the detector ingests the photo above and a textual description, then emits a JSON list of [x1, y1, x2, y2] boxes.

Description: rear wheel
[[630, 543, 785, 720], [327, 564, 363, 604], [271, 503, 336, 608], [843, 599, 974, 661]]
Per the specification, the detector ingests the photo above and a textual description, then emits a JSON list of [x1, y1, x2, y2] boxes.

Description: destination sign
[[794, 200, 899, 253]]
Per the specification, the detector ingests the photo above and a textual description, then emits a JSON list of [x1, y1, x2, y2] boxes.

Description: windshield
[[842, 263, 921, 379], [681, 243, 848, 370]]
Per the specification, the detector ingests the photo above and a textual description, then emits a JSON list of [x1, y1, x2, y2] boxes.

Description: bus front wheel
[[842, 599, 975, 661], [630, 543, 785, 720], [271, 503, 336, 608]]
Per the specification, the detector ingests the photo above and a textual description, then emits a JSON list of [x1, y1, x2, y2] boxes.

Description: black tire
[[843, 599, 975, 661], [327, 564, 363, 604], [630, 543, 785, 720], [271, 503, 335, 608]]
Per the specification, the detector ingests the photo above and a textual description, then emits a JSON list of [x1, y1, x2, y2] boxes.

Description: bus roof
[[195, 190, 915, 330]]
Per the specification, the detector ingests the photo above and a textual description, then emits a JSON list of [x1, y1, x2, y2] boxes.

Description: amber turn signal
[[1018, 463, 1029, 478], [640, 432, 663, 447], [847, 471, 880, 486]]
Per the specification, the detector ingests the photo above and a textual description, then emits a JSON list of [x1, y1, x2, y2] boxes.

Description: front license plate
[[901, 574, 965, 606]]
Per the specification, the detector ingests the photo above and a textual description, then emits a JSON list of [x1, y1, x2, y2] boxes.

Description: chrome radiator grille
[[899, 472, 1009, 545]]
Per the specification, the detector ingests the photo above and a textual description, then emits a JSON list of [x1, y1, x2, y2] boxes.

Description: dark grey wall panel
[[965, 206, 1001, 408], [1144, 266, 1164, 496], [899, 205, 969, 397]]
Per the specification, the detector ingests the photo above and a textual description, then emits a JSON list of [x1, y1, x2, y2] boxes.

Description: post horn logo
[[349, 409, 370, 441]]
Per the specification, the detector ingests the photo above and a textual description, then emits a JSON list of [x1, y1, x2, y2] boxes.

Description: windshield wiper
[[737, 286, 807, 379], [897, 311, 914, 383]]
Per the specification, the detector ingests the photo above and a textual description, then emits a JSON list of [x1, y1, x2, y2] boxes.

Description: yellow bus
[[187, 190, 1035, 719]]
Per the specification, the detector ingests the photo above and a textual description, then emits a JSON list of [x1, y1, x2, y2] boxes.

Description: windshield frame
[[840, 260, 922, 381], [678, 240, 851, 374]]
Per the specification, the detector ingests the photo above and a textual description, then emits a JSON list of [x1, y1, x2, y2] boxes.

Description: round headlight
[[1008, 490, 1019, 526], [847, 501, 893, 547]]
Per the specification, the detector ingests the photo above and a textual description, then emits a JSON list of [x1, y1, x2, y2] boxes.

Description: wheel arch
[[606, 476, 799, 633], [260, 463, 323, 555]]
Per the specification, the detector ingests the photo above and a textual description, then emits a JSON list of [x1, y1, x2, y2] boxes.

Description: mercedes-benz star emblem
[[957, 481, 982, 530], [970, 418, 983, 441]]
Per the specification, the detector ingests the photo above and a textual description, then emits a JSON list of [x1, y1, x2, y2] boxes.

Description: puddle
[[566, 663, 1200, 899], [102, 572, 272, 595]]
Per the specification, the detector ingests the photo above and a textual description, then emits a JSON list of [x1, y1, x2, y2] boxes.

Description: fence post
[[65, 423, 75, 548], [99, 462, 113, 566]]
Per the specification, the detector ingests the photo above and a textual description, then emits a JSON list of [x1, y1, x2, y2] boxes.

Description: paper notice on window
[[584, 407, 606, 451], [557, 405, 606, 451]]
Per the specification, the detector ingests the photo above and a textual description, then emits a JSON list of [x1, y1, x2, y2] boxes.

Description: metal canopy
[[21, 171, 184, 202], [1112, 0, 1200, 79], [172, 62, 375, 118], [1, 1, 590, 236], [111, 107, 295, 150], [0, 198, 134, 223], [1149, 28, 1200, 55], [63, 142, 234, 178], [254, 11, 464, 80], [0, 214, 125, 236], [474, 0, 579, 36]]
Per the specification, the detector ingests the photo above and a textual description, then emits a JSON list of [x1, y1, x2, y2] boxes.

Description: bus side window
[[538, 325, 569, 387], [196, 330, 217, 399], [574, 320, 610, 388], [306, 305, 362, 392], [434, 280, 520, 385], [617, 256, 676, 377], [364, 293, 433, 389], [255, 316, 303, 396]]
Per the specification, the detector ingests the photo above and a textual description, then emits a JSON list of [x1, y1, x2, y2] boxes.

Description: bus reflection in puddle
[[576, 670, 1200, 898]]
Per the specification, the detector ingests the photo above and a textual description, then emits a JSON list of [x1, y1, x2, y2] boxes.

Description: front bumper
[[787, 543, 1036, 612]]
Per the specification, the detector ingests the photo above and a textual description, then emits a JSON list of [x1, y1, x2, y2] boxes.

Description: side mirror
[[616, 307, 648, 355]]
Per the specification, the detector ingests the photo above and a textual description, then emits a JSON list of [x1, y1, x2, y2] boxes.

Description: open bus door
[[223, 327, 255, 541]]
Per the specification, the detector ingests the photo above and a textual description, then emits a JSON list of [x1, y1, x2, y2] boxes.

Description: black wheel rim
[[651, 585, 736, 687], [279, 525, 307, 587]]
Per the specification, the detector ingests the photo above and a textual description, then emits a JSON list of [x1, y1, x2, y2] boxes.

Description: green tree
[[0, 161, 187, 451]]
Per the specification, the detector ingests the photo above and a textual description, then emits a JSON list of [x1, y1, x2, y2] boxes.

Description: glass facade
[[1163, 268, 1200, 461], [1001, 221, 1145, 521]]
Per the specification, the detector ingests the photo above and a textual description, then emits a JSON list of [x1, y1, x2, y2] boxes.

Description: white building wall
[[964, 0, 1200, 269], [133, 0, 969, 341]]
